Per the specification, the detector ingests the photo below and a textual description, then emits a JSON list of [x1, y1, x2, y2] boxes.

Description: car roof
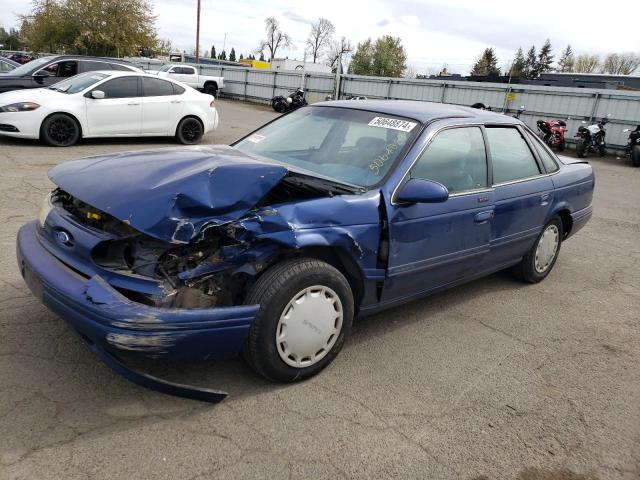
[[38, 54, 135, 65], [316, 99, 516, 124]]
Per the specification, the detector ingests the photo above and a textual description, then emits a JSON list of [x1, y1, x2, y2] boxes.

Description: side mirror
[[91, 90, 105, 99], [396, 178, 449, 204], [33, 70, 51, 78]]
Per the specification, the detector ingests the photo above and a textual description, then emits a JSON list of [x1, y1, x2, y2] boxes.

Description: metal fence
[[132, 59, 640, 151]]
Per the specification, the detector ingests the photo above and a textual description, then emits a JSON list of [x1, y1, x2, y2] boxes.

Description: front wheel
[[576, 139, 586, 158], [176, 117, 204, 144], [243, 258, 354, 382], [512, 217, 563, 283], [598, 143, 606, 157], [40, 113, 80, 147], [632, 145, 640, 167]]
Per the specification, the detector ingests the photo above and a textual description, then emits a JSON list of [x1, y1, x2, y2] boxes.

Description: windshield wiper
[[285, 173, 365, 195]]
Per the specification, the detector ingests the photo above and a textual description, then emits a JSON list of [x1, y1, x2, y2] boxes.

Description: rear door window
[[142, 77, 175, 96], [486, 127, 541, 184], [97, 76, 140, 98]]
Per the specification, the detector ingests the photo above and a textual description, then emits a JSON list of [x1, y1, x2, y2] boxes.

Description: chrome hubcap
[[535, 224, 559, 273], [276, 285, 343, 368]]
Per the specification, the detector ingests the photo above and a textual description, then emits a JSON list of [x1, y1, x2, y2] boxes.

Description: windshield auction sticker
[[368, 117, 417, 132]]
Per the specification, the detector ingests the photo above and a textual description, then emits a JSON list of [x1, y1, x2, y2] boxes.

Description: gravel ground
[[0, 99, 638, 480]]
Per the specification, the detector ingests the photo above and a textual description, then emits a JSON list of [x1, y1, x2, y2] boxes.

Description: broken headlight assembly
[[0, 102, 40, 112], [38, 191, 53, 227]]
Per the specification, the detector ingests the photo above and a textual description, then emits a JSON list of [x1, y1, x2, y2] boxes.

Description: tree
[[229, 47, 236, 62], [211, 45, 216, 59], [218, 50, 226, 60], [601, 52, 640, 75], [326, 36, 354, 73], [349, 38, 374, 75], [557, 45, 574, 72], [574, 54, 600, 73], [259, 51, 265, 62], [155, 38, 173, 57], [20, 0, 158, 57], [523, 45, 537, 78], [306, 17, 334, 63], [1, 27, 23, 50], [258, 17, 292, 61], [509, 47, 526, 77], [534, 38, 554, 76], [371, 36, 407, 77], [470, 48, 500, 76], [239, 53, 244, 61]]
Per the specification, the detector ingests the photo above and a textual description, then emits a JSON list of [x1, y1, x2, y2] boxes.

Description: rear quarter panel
[[549, 158, 595, 237]]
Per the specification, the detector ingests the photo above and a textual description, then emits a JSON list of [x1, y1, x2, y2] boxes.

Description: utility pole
[[195, 0, 201, 63]]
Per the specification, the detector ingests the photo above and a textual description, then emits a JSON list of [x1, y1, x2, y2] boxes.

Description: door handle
[[127, 102, 140, 106], [170, 100, 183, 104], [474, 210, 494, 223], [540, 193, 551, 205]]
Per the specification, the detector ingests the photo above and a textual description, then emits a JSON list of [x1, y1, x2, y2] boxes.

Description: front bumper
[[17, 221, 259, 400], [0, 111, 42, 139]]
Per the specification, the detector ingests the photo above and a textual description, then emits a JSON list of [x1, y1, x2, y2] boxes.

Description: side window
[[184, 67, 196, 75], [172, 83, 186, 95], [41, 61, 78, 77], [486, 127, 541, 184], [411, 127, 487, 194], [80, 61, 111, 73], [525, 130, 559, 173], [142, 77, 175, 96], [97, 77, 139, 98]]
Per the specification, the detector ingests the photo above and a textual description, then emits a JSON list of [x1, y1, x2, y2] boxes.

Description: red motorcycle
[[536, 119, 567, 151]]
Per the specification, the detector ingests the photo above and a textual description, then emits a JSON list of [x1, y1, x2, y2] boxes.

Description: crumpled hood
[[49, 146, 288, 243]]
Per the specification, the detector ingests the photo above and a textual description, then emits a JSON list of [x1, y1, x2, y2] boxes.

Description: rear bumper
[[17, 221, 257, 362], [569, 204, 592, 237]]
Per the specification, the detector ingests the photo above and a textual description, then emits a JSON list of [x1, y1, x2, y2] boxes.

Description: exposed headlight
[[0, 102, 40, 113], [38, 192, 53, 227]]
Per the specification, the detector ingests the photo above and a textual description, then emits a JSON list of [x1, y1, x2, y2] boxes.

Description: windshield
[[8, 56, 54, 76], [158, 65, 172, 72], [48, 72, 109, 94], [235, 106, 420, 187]]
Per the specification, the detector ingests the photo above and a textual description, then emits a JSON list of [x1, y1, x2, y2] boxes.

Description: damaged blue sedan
[[17, 101, 594, 401]]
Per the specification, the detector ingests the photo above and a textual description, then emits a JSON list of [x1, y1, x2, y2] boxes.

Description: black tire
[[204, 83, 218, 97], [512, 216, 563, 283], [632, 145, 640, 168], [598, 143, 606, 157], [576, 139, 586, 158], [40, 113, 80, 147], [243, 258, 354, 382], [271, 98, 287, 113], [176, 117, 204, 144]]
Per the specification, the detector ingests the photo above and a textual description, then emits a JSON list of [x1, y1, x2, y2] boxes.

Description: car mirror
[[33, 70, 51, 78], [90, 90, 105, 99], [396, 178, 449, 204]]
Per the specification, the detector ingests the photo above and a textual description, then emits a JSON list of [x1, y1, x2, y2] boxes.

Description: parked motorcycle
[[576, 114, 611, 158], [623, 125, 640, 167], [536, 118, 568, 151], [271, 88, 307, 113]]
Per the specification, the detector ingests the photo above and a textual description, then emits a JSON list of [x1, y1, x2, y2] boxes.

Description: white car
[[153, 64, 224, 97], [0, 71, 219, 146]]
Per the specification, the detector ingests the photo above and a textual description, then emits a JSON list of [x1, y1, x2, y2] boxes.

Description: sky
[[1, 0, 638, 74]]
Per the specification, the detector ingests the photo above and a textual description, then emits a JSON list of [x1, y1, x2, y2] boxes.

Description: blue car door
[[384, 126, 494, 303], [484, 126, 554, 266]]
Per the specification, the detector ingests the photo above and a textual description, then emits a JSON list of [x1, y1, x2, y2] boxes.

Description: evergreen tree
[[470, 48, 500, 76], [239, 53, 244, 61], [524, 45, 537, 78], [510, 47, 526, 77], [229, 47, 236, 62], [211, 45, 216, 59], [534, 39, 554, 77], [557, 45, 574, 72], [218, 50, 226, 60]]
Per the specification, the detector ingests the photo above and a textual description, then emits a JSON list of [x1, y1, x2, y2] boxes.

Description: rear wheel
[[632, 145, 640, 167], [176, 117, 204, 144], [512, 216, 563, 283], [204, 83, 218, 97], [271, 97, 288, 113], [243, 258, 354, 382], [576, 139, 586, 158], [41, 113, 80, 147]]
